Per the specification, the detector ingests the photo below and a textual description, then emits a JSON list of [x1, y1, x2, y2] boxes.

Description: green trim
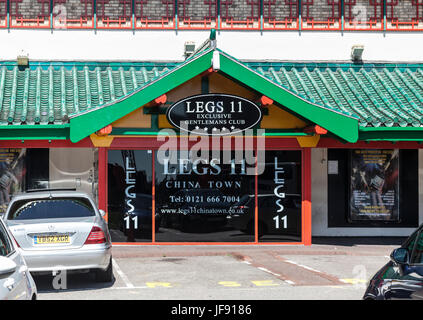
[[0, 125, 69, 140], [261, 132, 311, 137], [69, 50, 214, 143], [111, 127, 310, 137], [217, 52, 359, 143], [68, 49, 361, 143], [359, 126, 423, 141]]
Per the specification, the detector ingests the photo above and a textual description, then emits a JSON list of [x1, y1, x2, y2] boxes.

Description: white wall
[[311, 148, 423, 237], [0, 29, 423, 62]]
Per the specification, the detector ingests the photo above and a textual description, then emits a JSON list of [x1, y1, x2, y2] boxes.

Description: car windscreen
[[0, 221, 13, 256], [8, 198, 96, 220]]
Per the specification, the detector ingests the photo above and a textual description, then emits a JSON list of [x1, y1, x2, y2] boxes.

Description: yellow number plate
[[34, 235, 70, 244]]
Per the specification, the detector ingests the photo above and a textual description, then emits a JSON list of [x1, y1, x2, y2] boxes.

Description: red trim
[[98, 147, 107, 221], [262, 18, 299, 30], [112, 242, 302, 246], [301, 148, 312, 246], [0, 138, 93, 148], [255, 158, 258, 244], [107, 138, 306, 246], [110, 137, 300, 150], [134, 18, 175, 29], [264, 138, 300, 149], [152, 150, 156, 243], [317, 138, 421, 149]]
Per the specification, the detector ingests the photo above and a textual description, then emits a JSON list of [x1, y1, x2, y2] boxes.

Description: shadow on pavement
[[32, 272, 115, 293], [312, 237, 408, 246]]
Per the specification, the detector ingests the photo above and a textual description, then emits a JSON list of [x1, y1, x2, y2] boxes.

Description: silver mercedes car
[[3, 190, 113, 282]]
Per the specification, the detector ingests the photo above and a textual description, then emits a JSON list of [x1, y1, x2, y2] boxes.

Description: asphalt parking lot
[[33, 238, 403, 300]]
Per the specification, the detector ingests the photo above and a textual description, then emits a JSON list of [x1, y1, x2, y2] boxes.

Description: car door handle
[[3, 278, 15, 291]]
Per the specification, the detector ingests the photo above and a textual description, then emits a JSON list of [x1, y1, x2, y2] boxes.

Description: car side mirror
[[390, 248, 409, 265], [0, 257, 17, 277], [99, 209, 106, 218]]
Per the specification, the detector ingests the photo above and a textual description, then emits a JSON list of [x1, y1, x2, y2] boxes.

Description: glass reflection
[[107, 150, 153, 242], [155, 150, 255, 242], [257, 151, 302, 242]]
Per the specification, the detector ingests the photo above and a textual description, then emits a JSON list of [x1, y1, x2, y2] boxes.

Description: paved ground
[[34, 238, 405, 300]]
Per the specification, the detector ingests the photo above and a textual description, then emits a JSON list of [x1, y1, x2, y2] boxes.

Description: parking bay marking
[[112, 258, 135, 288], [110, 280, 282, 290]]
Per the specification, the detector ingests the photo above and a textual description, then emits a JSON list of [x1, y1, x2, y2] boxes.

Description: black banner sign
[[166, 94, 262, 135]]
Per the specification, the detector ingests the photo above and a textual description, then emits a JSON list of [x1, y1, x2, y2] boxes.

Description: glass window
[[257, 151, 302, 242], [0, 148, 26, 214], [107, 149, 303, 243], [0, 221, 13, 256], [8, 198, 95, 220], [107, 150, 153, 243], [155, 150, 256, 242]]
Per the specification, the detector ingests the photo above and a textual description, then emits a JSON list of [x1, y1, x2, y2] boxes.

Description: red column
[[98, 147, 108, 222], [302, 148, 312, 246]]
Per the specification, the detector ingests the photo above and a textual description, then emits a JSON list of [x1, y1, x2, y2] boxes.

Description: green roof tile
[[0, 62, 177, 125], [0, 59, 423, 130]]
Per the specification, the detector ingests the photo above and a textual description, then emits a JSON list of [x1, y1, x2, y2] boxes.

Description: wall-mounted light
[[351, 45, 364, 63]]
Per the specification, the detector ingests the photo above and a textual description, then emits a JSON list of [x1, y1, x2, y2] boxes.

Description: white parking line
[[284, 259, 325, 274], [112, 258, 135, 288]]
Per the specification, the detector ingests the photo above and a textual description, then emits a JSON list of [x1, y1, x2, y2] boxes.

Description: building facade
[[0, 0, 423, 245]]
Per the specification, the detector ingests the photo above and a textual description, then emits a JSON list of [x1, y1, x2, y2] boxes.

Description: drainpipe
[[299, 0, 302, 32]]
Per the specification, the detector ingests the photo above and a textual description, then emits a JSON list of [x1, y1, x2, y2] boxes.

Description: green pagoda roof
[[0, 45, 423, 142]]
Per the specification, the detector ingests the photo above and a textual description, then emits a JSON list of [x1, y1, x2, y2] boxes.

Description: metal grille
[[52, 0, 94, 28], [0, 0, 6, 27], [220, 0, 260, 29], [386, 0, 423, 30], [263, 0, 299, 29], [2, 0, 423, 31], [135, 0, 175, 29], [10, 0, 51, 28], [344, 0, 383, 30], [96, 0, 133, 29], [301, 0, 342, 30], [178, 0, 218, 29]]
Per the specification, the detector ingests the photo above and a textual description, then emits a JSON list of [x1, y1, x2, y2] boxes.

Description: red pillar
[[302, 148, 312, 246], [98, 147, 108, 221]]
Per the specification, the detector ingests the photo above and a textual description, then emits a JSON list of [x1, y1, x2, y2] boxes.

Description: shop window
[[108, 150, 153, 242], [328, 149, 418, 228], [25, 148, 49, 190], [107, 149, 303, 243], [0, 148, 49, 214], [257, 151, 302, 242], [154, 150, 256, 243], [0, 148, 27, 214]]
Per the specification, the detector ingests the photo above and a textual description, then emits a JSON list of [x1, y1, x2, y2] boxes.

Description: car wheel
[[95, 258, 113, 283]]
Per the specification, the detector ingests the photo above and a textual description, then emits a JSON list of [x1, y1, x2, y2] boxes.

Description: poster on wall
[[0, 149, 26, 213], [350, 149, 399, 222]]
